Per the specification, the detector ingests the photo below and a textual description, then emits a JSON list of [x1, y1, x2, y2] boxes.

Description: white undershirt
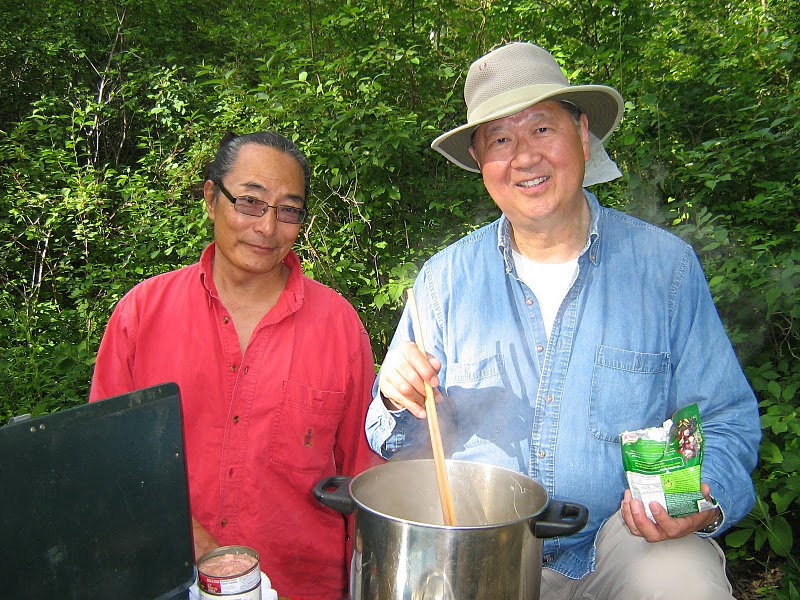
[[512, 250, 579, 339]]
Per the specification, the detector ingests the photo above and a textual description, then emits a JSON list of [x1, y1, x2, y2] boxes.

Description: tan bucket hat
[[431, 42, 624, 173]]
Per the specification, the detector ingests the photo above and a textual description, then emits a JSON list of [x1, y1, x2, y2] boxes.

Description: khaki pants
[[541, 510, 734, 599]]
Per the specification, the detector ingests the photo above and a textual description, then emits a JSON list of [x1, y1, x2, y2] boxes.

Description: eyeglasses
[[213, 180, 308, 224]]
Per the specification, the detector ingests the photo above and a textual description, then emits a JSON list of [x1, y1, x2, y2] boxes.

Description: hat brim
[[431, 85, 624, 173]]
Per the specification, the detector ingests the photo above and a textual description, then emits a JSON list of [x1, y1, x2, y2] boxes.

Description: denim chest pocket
[[268, 380, 345, 472], [447, 354, 506, 385], [445, 354, 533, 452], [589, 345, 670, 443]]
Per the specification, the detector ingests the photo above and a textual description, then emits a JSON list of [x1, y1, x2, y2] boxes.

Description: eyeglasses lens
[[216, 181, 306, 224], [234, 199, 305, 224]]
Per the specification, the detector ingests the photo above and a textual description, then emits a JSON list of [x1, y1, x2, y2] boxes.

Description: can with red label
[[197, 545, 261, 599]]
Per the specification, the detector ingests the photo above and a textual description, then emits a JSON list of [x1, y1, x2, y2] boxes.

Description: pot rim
[[348, 458, 550, 530]]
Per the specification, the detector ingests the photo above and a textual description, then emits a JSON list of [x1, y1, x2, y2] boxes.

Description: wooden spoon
[[406, 288, 457, 526]]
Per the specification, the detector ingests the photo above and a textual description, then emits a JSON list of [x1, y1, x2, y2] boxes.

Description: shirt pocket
[[589, 345, 670, 443], [269, 380, 345, 473], [445, 354, 533, 451]]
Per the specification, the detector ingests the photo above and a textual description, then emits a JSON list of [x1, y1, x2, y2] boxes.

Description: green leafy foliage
[[0, 0, 797, 593]]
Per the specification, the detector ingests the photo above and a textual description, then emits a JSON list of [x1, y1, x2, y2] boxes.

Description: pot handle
[[312, 475, 356, 514], [531, 500, 589, 539]]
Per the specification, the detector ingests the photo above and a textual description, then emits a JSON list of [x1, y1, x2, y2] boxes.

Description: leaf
[[754, 526, 768, 550], [783, 452, 800, 472], [759, 440, 783, 464], [766, 515, 794, 557], [771, 490, 800, 514], [724, 527, 754, 548], [767, 380, 782, 399], [765, 287, 782, 309]]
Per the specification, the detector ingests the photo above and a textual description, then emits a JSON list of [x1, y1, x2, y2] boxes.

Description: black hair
[[558, 100, 583, 125], [205, 131, 310, 205]]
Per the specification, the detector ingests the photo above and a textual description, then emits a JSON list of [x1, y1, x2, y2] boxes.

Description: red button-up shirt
[[90, 243, 382, 599]]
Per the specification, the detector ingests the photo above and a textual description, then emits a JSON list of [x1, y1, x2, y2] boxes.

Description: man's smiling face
[[469, 100, 591, 231]]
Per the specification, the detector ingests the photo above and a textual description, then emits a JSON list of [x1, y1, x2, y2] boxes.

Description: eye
[[238, 196, 261, 206], [279, 206, 302, 217]]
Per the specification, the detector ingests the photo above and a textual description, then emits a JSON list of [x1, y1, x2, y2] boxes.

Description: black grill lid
[[0, 382, 195, 600]]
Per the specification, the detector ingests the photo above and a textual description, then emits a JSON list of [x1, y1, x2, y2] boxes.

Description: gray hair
[[206, 131, 310, 205]]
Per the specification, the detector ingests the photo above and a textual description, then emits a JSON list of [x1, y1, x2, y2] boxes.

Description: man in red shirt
[[90, 131, 382, 600]]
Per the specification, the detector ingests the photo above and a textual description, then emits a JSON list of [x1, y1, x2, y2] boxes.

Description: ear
[[203, 180, 218, 222], [580, 113, 591, 163], [468, 145, 482, 172]]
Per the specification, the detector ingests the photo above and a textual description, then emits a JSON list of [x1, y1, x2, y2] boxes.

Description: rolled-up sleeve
[[669, 247, 761, 533]]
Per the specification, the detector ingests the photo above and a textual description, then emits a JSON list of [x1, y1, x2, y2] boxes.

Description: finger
[[700, 482, 713, 500], [377, 341, 445, 418], [402, 343, 441, 389], [378, 367, 429, 416], [620, 491, 641, 537], [630, 499, 664, 542], [650, 502, 681, 538], [378, 378, 427, 418], [427, 355, 443, 382], [396, 355, 434, 398], [651, 502, 713, 539], [377, 343, 434, 416], [389, 343, 440, 403]]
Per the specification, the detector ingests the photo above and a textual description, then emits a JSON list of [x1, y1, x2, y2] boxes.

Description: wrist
[[699, 503, 723, 534]]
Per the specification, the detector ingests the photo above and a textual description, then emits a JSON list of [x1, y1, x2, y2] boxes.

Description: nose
[[510, 135, 541, 168], [252, 205, 280, 235]]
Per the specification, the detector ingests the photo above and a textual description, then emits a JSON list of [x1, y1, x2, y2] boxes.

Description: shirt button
[[545, 394, 553, 404], [233, 416, 239, 424], [220, 519, 228, 527], [525, 297, 533, 306], [223, 316, 230, 324], [230, 364, 237, 372], [536, 345, 544, 353], [537, 450, 546, 459]]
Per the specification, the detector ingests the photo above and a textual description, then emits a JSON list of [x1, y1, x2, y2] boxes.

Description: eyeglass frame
[[212, 179, 308, 224]]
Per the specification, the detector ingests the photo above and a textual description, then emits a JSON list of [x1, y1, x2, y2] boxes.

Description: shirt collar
[[584, 191, 602, 266], [496, 190, 603, 271], [497, 215, 515, 274], [199, 243, 218, 304], [198, 242, 305, 317]]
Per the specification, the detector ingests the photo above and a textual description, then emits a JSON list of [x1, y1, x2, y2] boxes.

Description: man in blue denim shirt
[[365, 42, 760, 599]]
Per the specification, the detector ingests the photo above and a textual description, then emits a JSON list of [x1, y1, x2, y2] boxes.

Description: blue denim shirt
[[366, 191, 760, 579]]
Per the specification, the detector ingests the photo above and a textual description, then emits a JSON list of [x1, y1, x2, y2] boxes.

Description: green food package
[[620, 404, 717, 520]]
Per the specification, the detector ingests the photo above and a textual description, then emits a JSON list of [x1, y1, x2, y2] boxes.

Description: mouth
[[516, 176, 550, 189], [244, 241, 276, 253]]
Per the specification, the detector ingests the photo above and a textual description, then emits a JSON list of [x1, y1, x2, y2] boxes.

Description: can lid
[[198, 545, 260, 568], [197, 545, 261, 592]]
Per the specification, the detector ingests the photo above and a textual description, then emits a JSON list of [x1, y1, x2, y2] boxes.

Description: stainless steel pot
[[313, 459, 588, 600]]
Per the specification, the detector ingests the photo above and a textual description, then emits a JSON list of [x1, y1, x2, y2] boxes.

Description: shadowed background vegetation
[[1, 0, 797, 595]]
